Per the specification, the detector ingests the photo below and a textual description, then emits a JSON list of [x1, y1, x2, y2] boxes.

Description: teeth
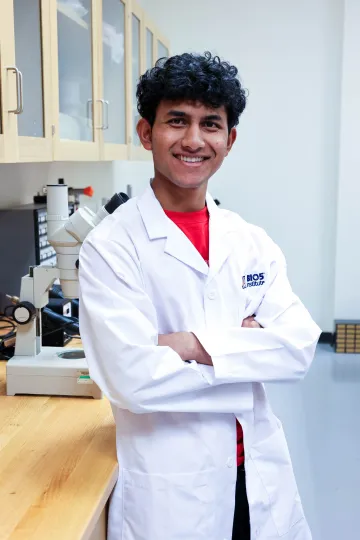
[[178, 155, 205, 163]]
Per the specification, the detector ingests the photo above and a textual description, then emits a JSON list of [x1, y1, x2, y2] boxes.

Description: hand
[[158, 332, 196, 362], [158, 318, 261, 367], [158, 332, 212, 366], [195, 318, 262, 365], [242, 315, 262, 329]]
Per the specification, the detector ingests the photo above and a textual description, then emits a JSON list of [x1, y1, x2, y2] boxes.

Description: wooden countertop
[[0, 335, 118, 540]]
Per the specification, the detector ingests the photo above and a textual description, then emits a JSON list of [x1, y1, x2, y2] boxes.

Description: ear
[[226, 128, 237, 155], [137, 118, 153, 151]]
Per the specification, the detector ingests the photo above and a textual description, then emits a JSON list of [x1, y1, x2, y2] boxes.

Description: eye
[[203, 121, 221, 130], [168, 118, 186, 126]]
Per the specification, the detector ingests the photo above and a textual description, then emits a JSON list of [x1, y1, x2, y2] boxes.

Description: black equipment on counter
[[0, 202, 75, 299]]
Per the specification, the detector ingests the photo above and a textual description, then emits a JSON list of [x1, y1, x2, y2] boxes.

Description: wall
[[0, 159, 155, 213], [334, 0, 360, 320], [0, 162, 115, 211]]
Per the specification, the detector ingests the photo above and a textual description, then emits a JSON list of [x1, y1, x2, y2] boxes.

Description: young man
[[79, 52, 321, 540]]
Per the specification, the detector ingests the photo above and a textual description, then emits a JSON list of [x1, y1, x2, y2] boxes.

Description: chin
[[169, 176, 208, 190]]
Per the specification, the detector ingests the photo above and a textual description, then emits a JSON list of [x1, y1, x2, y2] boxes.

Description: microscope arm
[[13, 187, 128, 358]]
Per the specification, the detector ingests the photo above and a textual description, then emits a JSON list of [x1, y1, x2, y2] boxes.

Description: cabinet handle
[[96, 99, 109, 130], [87, 99, 91, 127], [103, 100, 109, 130], [96, 99, 104, 130], [18, 70, 24, 114], [87, 99, 104, 130], [7, 66, 24, 114]]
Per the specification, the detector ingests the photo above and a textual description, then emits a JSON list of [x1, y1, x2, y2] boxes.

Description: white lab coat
[[79, 184, 321, 540]]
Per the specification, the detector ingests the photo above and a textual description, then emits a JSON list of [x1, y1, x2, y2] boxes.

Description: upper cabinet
[[0, 0, 53, 163], [0, 2, 11, 163], [156, 34, 170, 62], [128, 0, 144, 159], [144, 15, 170, 69], [144, 17, 155, 72], [0, 0, 169, 164], [100, 0, 128, 160], [51, 0, 101, 160], [128, 3, 170, 161]]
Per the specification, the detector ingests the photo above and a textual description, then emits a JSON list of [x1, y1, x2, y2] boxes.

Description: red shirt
[[164, 206, 245, 467]]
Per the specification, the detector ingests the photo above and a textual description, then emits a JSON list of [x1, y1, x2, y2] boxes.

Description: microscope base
[[6, 347, 102, 399]]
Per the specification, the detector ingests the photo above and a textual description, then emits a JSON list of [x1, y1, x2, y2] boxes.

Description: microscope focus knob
[[13, 301, 36, 325]]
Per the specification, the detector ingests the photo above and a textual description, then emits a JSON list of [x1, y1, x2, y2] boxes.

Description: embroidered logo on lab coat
[[242, 273, 265, 289]]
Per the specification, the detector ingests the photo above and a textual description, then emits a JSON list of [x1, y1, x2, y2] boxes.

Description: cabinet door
[[128, 0, 148, 160], [144, 19, 170, 70], [99, 0, 129, 161], [51, 0, 101, 160], [0, 1, 16, 162], [156, 33, 170, 62], [0, 84, 5, 162], [144, 16, 156, 71], [0, 0, 51, 163], [13, 0, 53, 161]]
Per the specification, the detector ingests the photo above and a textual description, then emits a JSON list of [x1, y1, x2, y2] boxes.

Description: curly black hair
[[136, 51, 247, 131]]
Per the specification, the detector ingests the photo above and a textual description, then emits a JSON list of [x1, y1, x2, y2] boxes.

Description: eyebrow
[[166, 110, 224, 122], [166, 110, 187, 117], [203, 114, 223, 122]]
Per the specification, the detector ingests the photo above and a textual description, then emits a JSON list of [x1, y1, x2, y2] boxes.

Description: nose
[[181, 123, 205, 152]]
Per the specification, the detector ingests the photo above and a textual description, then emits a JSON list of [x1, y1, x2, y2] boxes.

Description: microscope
[[6, 183, 128, 398]]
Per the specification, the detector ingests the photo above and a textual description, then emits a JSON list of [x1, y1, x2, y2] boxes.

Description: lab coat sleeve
[[79, 236, 253, 414], [193, 241, 321, 383]]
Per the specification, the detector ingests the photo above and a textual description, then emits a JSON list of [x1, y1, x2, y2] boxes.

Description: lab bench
[[0, 341, 118, 540]]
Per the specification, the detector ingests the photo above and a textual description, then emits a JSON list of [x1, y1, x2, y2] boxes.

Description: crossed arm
[[79, 238, 320, 414], [158, 316, 261, 366]]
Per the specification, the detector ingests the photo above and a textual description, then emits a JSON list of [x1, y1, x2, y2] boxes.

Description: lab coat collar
[[137, 182, 168, 241], [137, 183, 236, 279], [206, 192, 238, 283]]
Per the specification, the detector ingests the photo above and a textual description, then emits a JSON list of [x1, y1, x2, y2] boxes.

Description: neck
[[151, 174, 207, 212]]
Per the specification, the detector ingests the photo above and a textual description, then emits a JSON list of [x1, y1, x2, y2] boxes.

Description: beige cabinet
[[143, 16, 170, 77], [50, 0, 102, 161], [99, 0, 129, 160], [0, 0, 53, 163], [0, 0, 169, 164], [129, 4, 170, 161], [128, 0, 144, 160], [156, 35, 170, 61], [0, 2, 12, 163]]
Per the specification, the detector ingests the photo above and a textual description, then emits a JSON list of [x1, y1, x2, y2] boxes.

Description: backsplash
[[0, 160, 153, 211]]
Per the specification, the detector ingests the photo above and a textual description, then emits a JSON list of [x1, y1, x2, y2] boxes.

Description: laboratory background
[[0, 0, 359, 539]]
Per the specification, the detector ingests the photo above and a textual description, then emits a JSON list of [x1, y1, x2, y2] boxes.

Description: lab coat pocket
[[122, 468, 216, 540], [250, 425, 304, 537]]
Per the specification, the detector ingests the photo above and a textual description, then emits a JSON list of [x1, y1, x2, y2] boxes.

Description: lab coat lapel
[[164, 223, 209, 275], [137, 185, 209, 276], [206, 193, 237, 283]]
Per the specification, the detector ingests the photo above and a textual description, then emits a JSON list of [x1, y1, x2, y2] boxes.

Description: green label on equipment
[[77, 373, 92, 385]]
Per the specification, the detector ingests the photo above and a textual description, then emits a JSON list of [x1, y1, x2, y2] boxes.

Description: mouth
[[173, 154, 210, 167]]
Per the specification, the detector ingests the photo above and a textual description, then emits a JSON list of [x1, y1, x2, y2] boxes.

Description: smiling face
[[137, 100, 237, 191]]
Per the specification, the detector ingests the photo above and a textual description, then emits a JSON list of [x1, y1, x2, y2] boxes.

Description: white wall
[[137, 0, 344, 332], [334, 0, 360, 320], [112, 160, 153, 197], [0, 162, 115, 211]]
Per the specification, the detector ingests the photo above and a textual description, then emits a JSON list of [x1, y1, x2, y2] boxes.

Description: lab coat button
[[207, 290, 216, 300], [226, 457, 234, 468]]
